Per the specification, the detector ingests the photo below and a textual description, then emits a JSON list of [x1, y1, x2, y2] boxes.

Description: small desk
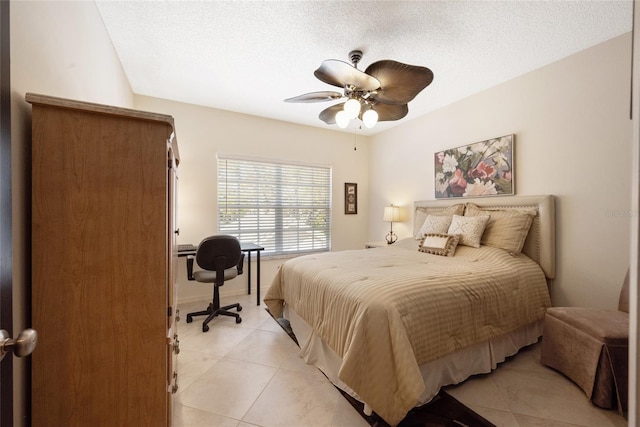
[[178, 242, 265, 306], [240, 243, 265, 306]]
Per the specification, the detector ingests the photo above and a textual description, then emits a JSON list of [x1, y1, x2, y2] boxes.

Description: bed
[[264, 195, 555, 426]]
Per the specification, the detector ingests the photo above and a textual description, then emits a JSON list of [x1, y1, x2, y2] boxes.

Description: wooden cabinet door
[[28, 94, 177, 427], [167, 143, 179, 424]]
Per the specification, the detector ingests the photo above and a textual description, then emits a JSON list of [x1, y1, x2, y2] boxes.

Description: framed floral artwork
[[434, 134, 514, 199]]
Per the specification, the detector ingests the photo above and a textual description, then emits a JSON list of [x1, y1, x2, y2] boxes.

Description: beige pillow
[[465, 203, 536, 253], [414, 204, 464, 238], [447, 214, 490, 248], [418, 233, 460, 257], [415, 215, 453, 240]]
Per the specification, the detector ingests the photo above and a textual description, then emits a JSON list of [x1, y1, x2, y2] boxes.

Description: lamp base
[[385, 231, 397, 245]]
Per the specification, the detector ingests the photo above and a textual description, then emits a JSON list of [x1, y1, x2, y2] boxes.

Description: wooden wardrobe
[[27, 93, 179, 426]]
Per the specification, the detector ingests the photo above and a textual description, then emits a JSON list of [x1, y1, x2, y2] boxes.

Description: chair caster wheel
[[236, 317, 242, 324], [237, 305, 243, 312], [186, 315, 193, 323], [202, 324, 209, 332]]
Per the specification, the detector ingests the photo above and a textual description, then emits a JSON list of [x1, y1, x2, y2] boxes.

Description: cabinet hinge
[[168, 306, 172, 317]]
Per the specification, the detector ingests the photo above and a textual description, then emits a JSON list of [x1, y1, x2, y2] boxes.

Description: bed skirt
[[284, 304, 542, 417]]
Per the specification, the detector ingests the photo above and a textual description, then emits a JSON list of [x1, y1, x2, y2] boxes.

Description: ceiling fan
[[284, 50, 434, 129]]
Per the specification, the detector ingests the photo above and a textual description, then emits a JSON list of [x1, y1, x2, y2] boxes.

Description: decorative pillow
[[413, 204, 464, 239], [464, 203, 536, 253], [414, 215, 453, 240], [418, 233, 460, 257], [447, 214, 490, 248]]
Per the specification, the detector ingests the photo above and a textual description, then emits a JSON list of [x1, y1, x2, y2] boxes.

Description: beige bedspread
[[264, 243, 551, 426]]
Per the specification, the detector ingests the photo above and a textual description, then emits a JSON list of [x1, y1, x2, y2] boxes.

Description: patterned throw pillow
[[464, 203, 536, 253], [447, 214, 490, 248], [413, 204, 464, 239], [415, 215, 453, 240], [418, 233, 460, 257]]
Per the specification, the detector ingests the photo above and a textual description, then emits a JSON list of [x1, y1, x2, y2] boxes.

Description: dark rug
[[267, 310, 495, 427]]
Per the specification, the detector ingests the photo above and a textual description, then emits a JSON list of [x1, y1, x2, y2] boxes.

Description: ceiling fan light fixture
[[335, 110, 349, 128], [362, 108, 378, 128], [343, 98, 361, 119], [288, 50, 433, 130]]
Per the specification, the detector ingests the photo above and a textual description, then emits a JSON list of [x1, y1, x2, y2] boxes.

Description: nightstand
[[365, 241, 388, 249]]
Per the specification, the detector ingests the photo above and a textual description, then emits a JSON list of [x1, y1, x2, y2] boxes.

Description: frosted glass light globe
[[362, 109, 378, 128], [343, 98, 361, 120], [335, 110, 349, 128]]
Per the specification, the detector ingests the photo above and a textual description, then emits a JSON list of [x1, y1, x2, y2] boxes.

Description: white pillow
[[447, 214, 490, 248], [415, 215, 453, 240]]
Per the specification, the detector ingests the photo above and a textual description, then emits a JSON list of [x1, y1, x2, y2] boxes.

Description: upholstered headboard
[[413, 195, 556, 279]]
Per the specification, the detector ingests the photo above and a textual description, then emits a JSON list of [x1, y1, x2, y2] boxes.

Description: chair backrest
[[196, 235, 242, 284], [618, 269, 630, 313]]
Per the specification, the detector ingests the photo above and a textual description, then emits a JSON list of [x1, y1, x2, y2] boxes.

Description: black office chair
[[185, 235, 244, 332]]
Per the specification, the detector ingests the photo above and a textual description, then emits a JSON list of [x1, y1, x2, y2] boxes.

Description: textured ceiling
[[95, 0, 633, 135]]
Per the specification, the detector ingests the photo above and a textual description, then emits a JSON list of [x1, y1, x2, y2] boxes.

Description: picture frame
[[434, 134, 514, 199], [344, 183, 357, 214]]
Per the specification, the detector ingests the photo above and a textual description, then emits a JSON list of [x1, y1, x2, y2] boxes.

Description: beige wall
[[10, 1, 133, 425], [369, 33, 633, 309], [134, 96, 370, 302]]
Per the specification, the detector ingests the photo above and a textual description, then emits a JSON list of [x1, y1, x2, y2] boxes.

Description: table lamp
[[383, 205, 400, 244]]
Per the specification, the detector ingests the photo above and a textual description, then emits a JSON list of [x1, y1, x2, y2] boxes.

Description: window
[[217, 154, 331, 256]]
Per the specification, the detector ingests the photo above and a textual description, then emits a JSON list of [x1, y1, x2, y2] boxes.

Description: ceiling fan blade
[[318, 103, 345, 125], [364, 103, 409, 122], [284, 91, 344, 103], [314, 60, 380, 91], [365, 60, 433, 105]]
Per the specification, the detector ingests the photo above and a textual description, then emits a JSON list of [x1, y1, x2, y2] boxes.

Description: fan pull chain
[[353, 125, 361, 151]]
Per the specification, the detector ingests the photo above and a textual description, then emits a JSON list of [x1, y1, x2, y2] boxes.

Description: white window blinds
[[217, 155, 332, 256]]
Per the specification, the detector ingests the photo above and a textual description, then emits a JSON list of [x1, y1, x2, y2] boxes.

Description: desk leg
[[247, 251, 252, 295], [186, 256, 195, 281], [257, 251, 261, 305]]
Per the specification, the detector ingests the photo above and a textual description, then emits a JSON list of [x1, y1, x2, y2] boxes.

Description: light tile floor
[[174, 294, 628, 427]]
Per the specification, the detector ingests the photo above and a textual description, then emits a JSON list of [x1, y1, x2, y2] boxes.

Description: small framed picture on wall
[[344, 183, 357, 214]]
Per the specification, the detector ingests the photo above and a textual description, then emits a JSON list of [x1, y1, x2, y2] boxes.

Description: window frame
[[216, 153, 332, 257]]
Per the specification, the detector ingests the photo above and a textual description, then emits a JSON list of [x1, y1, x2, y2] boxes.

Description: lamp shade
[[383, 205, 401, 222]]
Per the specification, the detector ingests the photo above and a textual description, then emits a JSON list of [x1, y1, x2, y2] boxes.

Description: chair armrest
[[186, 255, 195, 281], [237, 253, 245, 275]]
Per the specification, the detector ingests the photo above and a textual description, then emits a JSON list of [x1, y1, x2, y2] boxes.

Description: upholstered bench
[[540, 271, 629, 413]]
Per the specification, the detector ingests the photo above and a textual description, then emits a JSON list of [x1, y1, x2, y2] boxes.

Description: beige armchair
[[540, 270, 629, 413]]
